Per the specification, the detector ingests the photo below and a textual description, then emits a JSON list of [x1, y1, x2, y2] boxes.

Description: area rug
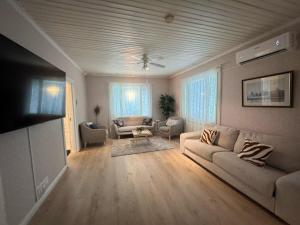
[[111, 137, 175, 157]]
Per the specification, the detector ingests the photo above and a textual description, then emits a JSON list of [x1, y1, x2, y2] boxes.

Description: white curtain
[[109, 82, 152, 119], [181, 68, 219, 131]]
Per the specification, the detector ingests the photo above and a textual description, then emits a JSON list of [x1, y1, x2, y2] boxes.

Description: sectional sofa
[[180, 124, 300, 225]]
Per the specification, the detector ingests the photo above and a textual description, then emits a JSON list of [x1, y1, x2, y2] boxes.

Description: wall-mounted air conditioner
[[236, 32, 297, 64]]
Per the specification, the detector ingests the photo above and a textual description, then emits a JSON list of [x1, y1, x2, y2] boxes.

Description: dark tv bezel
[[0, 33, 66, 134]]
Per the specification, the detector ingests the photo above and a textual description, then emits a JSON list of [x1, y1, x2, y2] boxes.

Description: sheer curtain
[[181, 68, 220, 131], [109, 82, 152, 119]]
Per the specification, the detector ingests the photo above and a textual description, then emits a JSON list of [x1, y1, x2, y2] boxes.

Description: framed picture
[[242, 71, 293, 107]]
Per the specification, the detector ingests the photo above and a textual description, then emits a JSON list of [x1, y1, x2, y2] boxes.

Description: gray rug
[[111, 137, 175, 157]]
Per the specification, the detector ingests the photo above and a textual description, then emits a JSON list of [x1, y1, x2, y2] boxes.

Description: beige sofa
[[158, 116, 184, 140], [111, 116, 155, 139], [180, 124, 300, 225]]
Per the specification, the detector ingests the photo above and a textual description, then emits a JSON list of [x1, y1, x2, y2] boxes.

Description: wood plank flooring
[[29, 139, 286, 225]]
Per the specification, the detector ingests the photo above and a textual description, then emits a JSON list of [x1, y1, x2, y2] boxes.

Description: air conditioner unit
[[236, 32, 297, 64]]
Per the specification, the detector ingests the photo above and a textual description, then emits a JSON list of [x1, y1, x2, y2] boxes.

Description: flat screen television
[[0, 34, 66, 134]]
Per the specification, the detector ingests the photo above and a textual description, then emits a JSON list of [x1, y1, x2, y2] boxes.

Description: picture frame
[[242, 71, 293, 107]]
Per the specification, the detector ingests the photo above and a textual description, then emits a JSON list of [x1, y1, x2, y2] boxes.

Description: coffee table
[[131, 129, 153, 144]]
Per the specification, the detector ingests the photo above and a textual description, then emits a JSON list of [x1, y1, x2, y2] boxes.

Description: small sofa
[[158, 116, 184, 140], [110, 116, 155, 139], [79, 122, 107, 148], [180, 124, 300, 225]]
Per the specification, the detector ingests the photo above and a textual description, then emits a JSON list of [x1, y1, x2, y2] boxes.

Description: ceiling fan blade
[[130, 55, 141, 60], [149, 62, 165, 68]]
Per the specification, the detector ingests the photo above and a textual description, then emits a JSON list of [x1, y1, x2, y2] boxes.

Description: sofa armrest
[[180, 131, 202, 153], [275, 170, 300, 225], [109, 124, 119, 139]]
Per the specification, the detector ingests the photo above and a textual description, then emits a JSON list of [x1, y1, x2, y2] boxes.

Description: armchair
[[79, 122, 107, 148], [158, 116, 184, 140]]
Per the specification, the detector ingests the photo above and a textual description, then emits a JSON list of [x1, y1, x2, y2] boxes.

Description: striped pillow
[[200, 129, 218, 145], [238, 139, 273, 166]]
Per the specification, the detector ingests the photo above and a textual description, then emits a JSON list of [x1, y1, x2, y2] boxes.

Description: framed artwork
[[242, 71, 293, 107]]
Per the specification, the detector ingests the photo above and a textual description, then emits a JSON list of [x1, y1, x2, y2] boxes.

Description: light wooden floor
[[29, 139, 286, 225]]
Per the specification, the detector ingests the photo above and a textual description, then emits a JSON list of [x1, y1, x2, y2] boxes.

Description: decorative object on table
[[79, 122, 107, 148], [94, 105, 101, 123], [111, 136, 175, 157], [242, 71, 293, 107], [131, 128, 152, 144], [136, 127, 144, 133], [159, 94, 175, 119], [158, 116, 184, 140]]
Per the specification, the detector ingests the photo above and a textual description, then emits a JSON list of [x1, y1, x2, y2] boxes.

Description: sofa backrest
[[117, 116, 145, 126], [204, 124, 240, 150], [234, 130, 300, 173]]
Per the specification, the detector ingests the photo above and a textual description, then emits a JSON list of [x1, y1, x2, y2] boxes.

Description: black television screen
[[0, 34, 66, 134]]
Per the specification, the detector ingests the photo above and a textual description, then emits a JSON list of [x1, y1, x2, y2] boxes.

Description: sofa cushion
[[213, 152, 286, 197], [118, 125, 152, 133], [213, 125, 240, 150], [159, 126, 170, 132], [234, 130, 300, 173], [119, 117, 144, 126], [166, 119, 179, 126], [185, 139, 230, 162]]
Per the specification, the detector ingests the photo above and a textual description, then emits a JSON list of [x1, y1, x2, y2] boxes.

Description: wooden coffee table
[[131, 129, 153, 144]]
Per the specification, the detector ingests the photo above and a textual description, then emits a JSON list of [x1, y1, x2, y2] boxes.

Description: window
[[109, 82, 152, 118], [181, 68, 220, 131]]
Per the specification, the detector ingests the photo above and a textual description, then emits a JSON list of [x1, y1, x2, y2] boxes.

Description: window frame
[[109, 82, 152, 119], [180, 67, 221, 130]]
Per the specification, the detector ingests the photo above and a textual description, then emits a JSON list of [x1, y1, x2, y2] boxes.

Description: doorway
[[63, 80, 76, 156]]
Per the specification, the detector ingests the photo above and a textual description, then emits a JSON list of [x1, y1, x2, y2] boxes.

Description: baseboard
[[19, 165, 68, 225]]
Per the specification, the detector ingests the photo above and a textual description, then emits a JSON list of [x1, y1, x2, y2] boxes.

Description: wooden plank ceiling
[[18, 0, 300, 77]]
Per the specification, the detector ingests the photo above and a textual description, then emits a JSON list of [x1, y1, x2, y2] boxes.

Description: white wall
[[86, 75, 169, 127], [0, 172, 8, 225], [169, 23, 300, 138], [0, 1, 87, 225]]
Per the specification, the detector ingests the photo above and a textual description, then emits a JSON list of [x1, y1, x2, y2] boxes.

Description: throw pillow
[[166, 119, 178, 126], [113, 119, 124, 127], [86, 122, 97, 129], [238, 139, 273, 166], [200, 129, 218, 145], [89, 123, 98, 129], [142, 118, 152, 126]]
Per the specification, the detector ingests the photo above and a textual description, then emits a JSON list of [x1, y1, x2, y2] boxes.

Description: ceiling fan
[[131, 54, 165, 71]]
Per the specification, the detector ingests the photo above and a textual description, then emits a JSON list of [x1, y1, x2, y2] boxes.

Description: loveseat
[[110, 116, 155, 139], [180, 124, 300, 225]]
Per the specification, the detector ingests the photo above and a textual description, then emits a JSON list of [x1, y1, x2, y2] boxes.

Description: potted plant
[[94, 105, 101, 124], [159, 94, 175, 120]]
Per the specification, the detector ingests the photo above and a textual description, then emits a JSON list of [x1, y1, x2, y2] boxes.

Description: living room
[[0, 1, 299, 225]]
